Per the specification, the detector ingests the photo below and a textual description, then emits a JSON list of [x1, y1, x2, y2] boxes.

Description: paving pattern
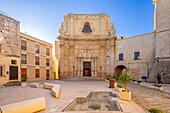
[[0, 80, 145, 113], [128, 83, 170, 113]]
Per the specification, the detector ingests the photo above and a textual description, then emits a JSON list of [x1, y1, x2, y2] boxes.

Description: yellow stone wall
[[20, 32, 53, 81], [115, 33, 155, 80]]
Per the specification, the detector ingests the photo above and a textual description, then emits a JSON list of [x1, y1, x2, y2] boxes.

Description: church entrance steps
[[60, 76, 105, 81]]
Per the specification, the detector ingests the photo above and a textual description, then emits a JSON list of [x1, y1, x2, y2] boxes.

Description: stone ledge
[[0, 97, 45, 113]]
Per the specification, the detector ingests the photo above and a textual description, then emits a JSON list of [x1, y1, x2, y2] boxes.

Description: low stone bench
[[44, 83, 54, 90], [51, 85, 61, 98], [30, 83, 38, 88], [0, 97, 45, 113]]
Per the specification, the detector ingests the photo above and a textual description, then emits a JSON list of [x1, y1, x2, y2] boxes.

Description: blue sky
[[0, 0, 154, 44]]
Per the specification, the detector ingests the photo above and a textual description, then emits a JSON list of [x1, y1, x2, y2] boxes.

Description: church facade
[[57, 14, 116, 78]]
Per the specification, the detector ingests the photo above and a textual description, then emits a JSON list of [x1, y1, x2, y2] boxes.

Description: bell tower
[[153, 0, 170, 58]]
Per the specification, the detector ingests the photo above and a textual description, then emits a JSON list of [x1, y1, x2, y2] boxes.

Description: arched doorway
[[114, 65, 127, 77]]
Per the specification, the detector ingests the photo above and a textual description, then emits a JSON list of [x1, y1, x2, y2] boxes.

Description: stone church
[[57, 14, 116, 77], [56, 0, 170, 83]]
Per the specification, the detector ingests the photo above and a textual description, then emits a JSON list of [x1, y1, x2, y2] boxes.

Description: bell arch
[[82, 22, 92, 33]]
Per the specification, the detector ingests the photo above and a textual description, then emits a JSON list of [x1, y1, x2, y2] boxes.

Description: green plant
[[148, 108, 164, 113], [111, 75, 118, 80], [118, 74, 131, 91], [21, 76, 27, 82], [117, 84, 122, 88]]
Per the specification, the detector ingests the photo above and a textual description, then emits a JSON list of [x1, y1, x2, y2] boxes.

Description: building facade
[[57, 14, 117, 78], [0, 13, 21, 84], [0, 13, 54, 84], [20, 32, 53, 81], [56, 14, 156, 80], [57, 0, 170, 83], [148, 0, 170, 83]]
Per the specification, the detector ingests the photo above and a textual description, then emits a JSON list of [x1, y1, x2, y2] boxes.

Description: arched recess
[[82, 22, 92, 33], [114, 65, 127, 77]]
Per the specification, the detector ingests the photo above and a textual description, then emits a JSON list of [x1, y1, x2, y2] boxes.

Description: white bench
[[44, 83, 61, 98], [30, 83, 38, 88], [0, 97, 45, 113], [44, 83, 54, 90], [51, 85, 61, 98]]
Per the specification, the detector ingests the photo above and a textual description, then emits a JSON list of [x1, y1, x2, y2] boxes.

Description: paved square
[[0, 80, 145, 113]]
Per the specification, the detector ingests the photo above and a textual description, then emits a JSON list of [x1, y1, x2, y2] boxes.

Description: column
[[94, 58, 97, 76], [59, 43, 64, 76], [76, 57, 79, 76], [91, 58, 94, 76], [80, 58, 83, 76]]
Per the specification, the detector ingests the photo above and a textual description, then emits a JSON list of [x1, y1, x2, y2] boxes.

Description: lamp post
[[100, 66, 102, 78]]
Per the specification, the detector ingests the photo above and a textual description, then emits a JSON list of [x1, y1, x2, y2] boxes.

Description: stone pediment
[[59, 14, 116, 38]]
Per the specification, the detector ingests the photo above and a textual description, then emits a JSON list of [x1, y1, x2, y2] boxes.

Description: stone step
[[4, 81, 21, 86], [60, 76, 105, 81]]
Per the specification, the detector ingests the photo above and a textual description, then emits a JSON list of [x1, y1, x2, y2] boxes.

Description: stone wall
[[0, 13, 20, 57], [149, 58, 170, 83], [115, 33, 155, 80], [0, 13, 20, 84], [155, 0, 170, 58], [148, 0, 170, 83]]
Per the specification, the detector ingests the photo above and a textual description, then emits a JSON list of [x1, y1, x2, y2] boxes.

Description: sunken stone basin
[[63, 92, 122, 112]]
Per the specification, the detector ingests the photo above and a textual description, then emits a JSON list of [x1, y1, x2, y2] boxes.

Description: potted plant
[[118, 73, 131, 101], [117, 84, 125, 92], [109, 75, 117, 88], [21, 76, 27, 87]]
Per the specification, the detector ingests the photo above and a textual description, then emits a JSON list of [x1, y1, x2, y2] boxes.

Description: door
[[10, 66, 18, 80], [0, 66, 2, 76], [21, 68, 27, 78], [46, 69, 49, 80], [83, 62, 91, 76]]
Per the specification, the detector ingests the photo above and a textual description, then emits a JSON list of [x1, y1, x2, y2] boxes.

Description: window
[[46, 69, 49, 80], [21, 40, 27, 51], [0, 66, 2, 76], [21, 54, 27, 64], [35, 44, 40, 54], [46, 48, 50, 56], [11, 60, 17, 65], [46, 58, 50, 66], [134, 52, 140, 60], [35, 69, 40, 78], [0, 44, 1, 53], [21, 68, 27, 78], [35, 56, 40, 65], [82, 22, 92, 33], [119, 53, 124, 61]]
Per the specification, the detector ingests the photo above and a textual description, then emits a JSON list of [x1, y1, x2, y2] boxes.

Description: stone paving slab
[[140, 82, 170, 93], [128, 83, 170, 113], [0, 80, 145, 113]]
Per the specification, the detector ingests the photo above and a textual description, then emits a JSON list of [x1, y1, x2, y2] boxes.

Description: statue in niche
[[84, 50, 91, 58], [106, 55, 111, 65]]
